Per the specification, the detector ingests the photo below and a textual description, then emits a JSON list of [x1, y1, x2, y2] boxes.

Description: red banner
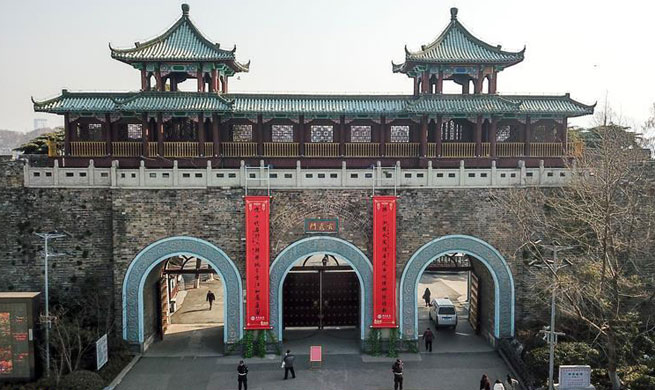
[[245, 196, 271, 329], [372, 196, 397, 328]]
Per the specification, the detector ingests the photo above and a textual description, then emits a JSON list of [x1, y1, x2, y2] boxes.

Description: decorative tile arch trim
[[122, 236, 243, 345], [269, 236, 373, 341], [399, 234, 515, 340]]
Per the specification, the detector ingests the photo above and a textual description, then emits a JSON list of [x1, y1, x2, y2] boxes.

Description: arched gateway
[[400, 235, 515, 340], [269, 236, 373, 341], [122, 236, 243, 346]]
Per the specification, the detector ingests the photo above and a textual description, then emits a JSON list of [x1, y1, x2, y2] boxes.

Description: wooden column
[[140, 68, 147, 91], [436, 71, 443, 94], [435, 116, 443, 157], [141, 113, 149, 156], [421, 72, 429, 94], [474, 70, 483, 94], [157, 114, 164, 156], [223, 76, 228, 93], [256, 115, 263, 156], [212, 114, 221, 157], [211, 69, 218, 92], [155, 70, 163, 91], [560, 117, 568, 154], [104, 114, 112, 155], [379, 116, 386, 156], [64, 113, 71, 156], [524, 116, 532, 156], [339, 116, 346, 156], [197, 70, 204, 92], [170, 77, 178, 92], [475, 115, 482, 157], [462, 81, 470, 94], [413, 77, 419, 96], [490, 72, 498, 94], [490, 117, 498, 158], [298, 115, 305, 156], [197, 113, 205, 156], [420, 115, 428, 157]]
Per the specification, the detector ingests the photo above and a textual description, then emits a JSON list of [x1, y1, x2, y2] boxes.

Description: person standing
[[206, 290, 216, 310], [493, 379, 506, 390], [422, 327, 434, 352], [237, 360, 248, 390], [391, 358, 403, 390], [506, 374, 519, 390], [422, 288, 431, 307], [282, 349, 296, 379], [479, 374, 491, 390]]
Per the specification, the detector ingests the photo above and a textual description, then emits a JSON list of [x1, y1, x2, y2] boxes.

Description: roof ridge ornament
[[450, 7, 458, 21], [182, 3, 190, 16]]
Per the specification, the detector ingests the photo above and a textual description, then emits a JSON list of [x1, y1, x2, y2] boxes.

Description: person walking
[[282, 349, 296, 379], [506, 374, 519, 390], [206, 290, 216, 310], [479, 374, 491, 390], [391, 358, 403, 390], [422, 327, 434, 352], [237, 360, 248, 390], [422, 288, 431, 307], [493, 379, 506, 390]]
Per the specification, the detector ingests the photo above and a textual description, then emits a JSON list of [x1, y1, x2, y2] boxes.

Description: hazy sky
[[1, 0, 654, 133]]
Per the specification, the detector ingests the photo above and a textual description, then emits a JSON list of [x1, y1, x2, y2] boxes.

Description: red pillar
[[141, 113, 149, 157], [524, 116, 532, 156], [435, 116, 443, 157], [413, 77, 419, 96], [420, 115, 428, 157], [421, 72, 429, 94], [474, 70, 483, 94], [211, 69, 218, 92], [475, 115, 482, 157], [490, 118, 498, 158], [197, 113, 205, 156], [298, 115, 305, 156], [223, 77, 228, 93], [64, 113, 71, 156], [256, 115, 263, 156], [560, 117, 568, 154], [339, 116, 346, 156], [462, 81, 470, 94], [436, 71, 443, 94], [212, 114, 221, 157], [490, 72, 498, 94], [155, 70, 163, 91], [379, 116, 386, 156], [197, 70, 204, 92], [157, 114, 164, 156], [104, 114, 112, 156], [140, 68, 147, 91]]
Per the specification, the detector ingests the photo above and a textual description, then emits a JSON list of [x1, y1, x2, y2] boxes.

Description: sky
[[1, 0, 654, 133]]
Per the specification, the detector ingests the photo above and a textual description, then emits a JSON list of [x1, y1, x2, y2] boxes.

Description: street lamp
[[531, 244, 574, 390], [34, 231, 70, 377]]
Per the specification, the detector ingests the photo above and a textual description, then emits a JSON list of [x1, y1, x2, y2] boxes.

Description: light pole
[[531, 244, 574, 390], [34, 231, 69, 377]]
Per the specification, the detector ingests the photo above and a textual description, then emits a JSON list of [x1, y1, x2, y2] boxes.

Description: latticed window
[[350, 126, 371, 142], [441, 120, 462, 141], [127, 124, 142, 139], [496, 125, 511, 142], [310, 125, 333, 143], [233, 124, 253, 142], [532, 125, 556, 142], [87, 123, 103, 140], [272, 125, 294, 142], [390, 126, 410, 143]]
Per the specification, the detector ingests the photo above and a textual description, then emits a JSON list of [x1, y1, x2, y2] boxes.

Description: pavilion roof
[[393, 8, 524, 74], [33, 91, 594, 118], [109, 4, 249, 72]]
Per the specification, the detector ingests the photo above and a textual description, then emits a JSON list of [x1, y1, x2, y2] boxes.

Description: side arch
[[399, 234, 515, 340], [269, 236, 373, 341], [122, 236, 243, 346]]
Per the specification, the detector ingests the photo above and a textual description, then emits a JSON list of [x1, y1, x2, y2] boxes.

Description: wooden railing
[[148, 142, 158, 156], [263, 142, 298, 157], [530, 142, 565, 157], [496, 142, 524, 157], [427, 143, 437, 158], [70, 142, 105, 157], [441, 143, 475, 158], [164, 142, 199, 158], [223, 142, 257, 157], [112, 142, 141, 157], [204, 142, 214, 157], [305, 143, 339, 157], [385, 143, 419, 157], [345, 143, 380, 157]]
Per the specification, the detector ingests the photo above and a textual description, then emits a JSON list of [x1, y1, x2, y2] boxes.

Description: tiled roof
[[393, 8, 524, 73], [33, 91, 594, 117], [110, 4, 249, 72]]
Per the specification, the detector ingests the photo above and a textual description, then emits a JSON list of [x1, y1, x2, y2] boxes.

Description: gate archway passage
[[122, 236, 243, 348], [269, 236, 373, 342], [399, 235, 515, 340]]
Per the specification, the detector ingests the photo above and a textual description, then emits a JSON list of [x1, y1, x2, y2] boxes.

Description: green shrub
[[629, 374, 655, 390], [525, 342, 601, 383], [387, 328, 399, 358], [255, 330, 266, 357], [243, 330, 254, 358], [58, 370, 106, 390], [367, 328, 381, 356]]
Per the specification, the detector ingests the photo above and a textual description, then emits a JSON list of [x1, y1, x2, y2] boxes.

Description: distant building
[[33, 118, 47, 130]]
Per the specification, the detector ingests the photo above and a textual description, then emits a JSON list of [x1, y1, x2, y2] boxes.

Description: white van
[[429, 298, 458, 328]]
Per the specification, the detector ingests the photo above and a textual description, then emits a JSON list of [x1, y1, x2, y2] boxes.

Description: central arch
[[269, 236, 373, 341], [399, 234, 515, 340], [122, 236, 243, 348]]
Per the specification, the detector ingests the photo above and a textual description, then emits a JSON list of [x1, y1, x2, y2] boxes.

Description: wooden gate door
[[283, 271, 320, 327], [158, 275, 169, 339], [468, 271, 481, 334], [321, 270, 359, 328]]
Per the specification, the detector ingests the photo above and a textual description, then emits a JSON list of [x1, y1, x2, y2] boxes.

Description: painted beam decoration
[[245, 196, 271, 329], [372, 196, 397, 328]]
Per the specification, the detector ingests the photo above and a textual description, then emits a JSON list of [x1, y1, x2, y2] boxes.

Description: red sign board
[[372, 196, 397, 328], [245, 196, 271, 329], [310, 346, 322, 362]]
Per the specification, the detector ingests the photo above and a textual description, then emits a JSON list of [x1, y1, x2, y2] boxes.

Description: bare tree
[[498, 123, 655, 389]]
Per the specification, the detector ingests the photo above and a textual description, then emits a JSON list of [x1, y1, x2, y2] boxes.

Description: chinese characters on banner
[[245, 196, 271, 329], [372, 196, 397, 328]]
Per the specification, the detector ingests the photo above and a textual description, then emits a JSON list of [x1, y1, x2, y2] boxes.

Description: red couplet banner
[[372, 196, 397, 328], [245, 196, 271, 329]]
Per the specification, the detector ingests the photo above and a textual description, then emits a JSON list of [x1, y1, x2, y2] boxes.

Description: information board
[[0, 303, 30, 379], [559, 365, 591, 388], [96, 334, 108, 370]]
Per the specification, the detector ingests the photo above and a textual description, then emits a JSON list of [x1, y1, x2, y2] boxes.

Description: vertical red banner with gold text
[[245, 196, 271, 329], [372, 196, 397, 328]]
